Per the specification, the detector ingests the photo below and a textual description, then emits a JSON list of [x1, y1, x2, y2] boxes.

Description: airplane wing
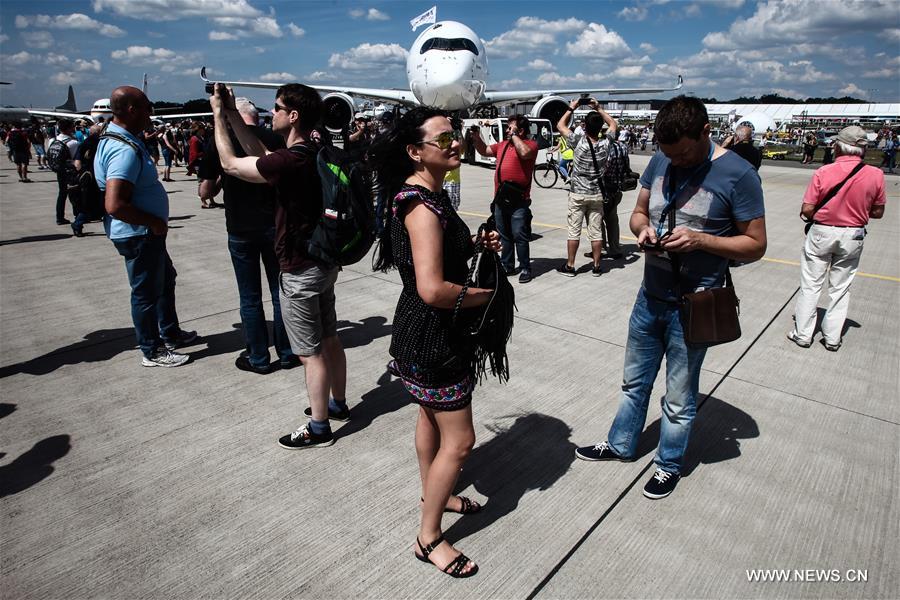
[[200, 67, 421, 106], [153, 112, 214, 121], [481, 75, 683, 105], [23, 109, 87, 120]]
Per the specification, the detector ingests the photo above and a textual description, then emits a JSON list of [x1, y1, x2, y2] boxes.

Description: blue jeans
[[228, 229, 293, 368], [493, 201, 532, 272], [113, 234, 181, 358], [607, 288, 708, 474]]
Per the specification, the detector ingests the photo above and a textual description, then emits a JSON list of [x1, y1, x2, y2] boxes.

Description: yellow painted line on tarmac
[[457, 210, 900, 283]]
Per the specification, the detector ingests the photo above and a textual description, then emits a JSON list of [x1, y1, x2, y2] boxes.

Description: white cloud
[[618, 7, 648, 21], [209, 31, 238, 41], [640, 42, 657, 54], [259, 72, 296, 82], [328, 43, 408, 70], [211, 16, 282, 38], [112, 46, 175, 61], [565, 23, 632, 59], [288, 23, 305, 37], [535, 72, 595, 86], [839, 83, 868, 98], [612, 65, 644, 79], [1, 51, 36, 66], [703, 0, 897, 50], [22, 31, 53, 49], [0, 34, 8, 43], [684, 4, 702, 17], [51, 72, 83, 85], [306, 71, 331, 81], [526, 59, 555, 71], [484, 17, 586, 59], [15, 13, 125, 37], [348, 8, 390, 21], [879, 28, 900, 43], [93, 0, 261, 21], [110, 45, 198, 72], [498, 78, 524, 88], [73, 58, 102, 72]]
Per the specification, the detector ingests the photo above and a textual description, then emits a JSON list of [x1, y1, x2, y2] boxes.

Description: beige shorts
[[279, 264, 339, 356], [567, 192, 604, 241]]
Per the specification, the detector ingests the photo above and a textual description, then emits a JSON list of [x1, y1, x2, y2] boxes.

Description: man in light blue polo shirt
[[95, 85, 197, 367]]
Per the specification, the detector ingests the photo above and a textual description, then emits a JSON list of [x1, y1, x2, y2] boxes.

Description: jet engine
[[529, 96, 571, 131], [321, 92, 355, 132]]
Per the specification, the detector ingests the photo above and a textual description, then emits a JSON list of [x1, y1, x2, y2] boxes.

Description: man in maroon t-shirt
[[210, 82, 349, 451], [471, 115, 538, 283]]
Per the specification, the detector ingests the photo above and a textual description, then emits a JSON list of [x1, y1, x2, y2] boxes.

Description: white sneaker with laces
[[142, 348, 190, 368]]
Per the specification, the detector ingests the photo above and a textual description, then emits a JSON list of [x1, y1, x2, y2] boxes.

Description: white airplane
[[201, 20, 682, 131]]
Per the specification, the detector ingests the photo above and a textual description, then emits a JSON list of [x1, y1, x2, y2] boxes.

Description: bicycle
[[533, 150, 570, 188]]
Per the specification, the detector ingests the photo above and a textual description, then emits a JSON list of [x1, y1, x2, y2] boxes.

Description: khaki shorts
[[567, 192, 604, 241], [279, 264, 339, 356]]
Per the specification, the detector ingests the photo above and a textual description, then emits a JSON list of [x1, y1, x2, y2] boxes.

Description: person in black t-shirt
[[723, 125, 762, 171], [210, 82, 348, 452], [199, 98, 296, 375]]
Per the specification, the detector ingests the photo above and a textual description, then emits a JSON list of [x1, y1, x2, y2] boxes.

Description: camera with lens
[[577, 96, 594, 106], [205, 82, 216, 95]]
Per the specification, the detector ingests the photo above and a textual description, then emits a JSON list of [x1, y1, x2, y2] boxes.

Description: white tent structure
[[705, 103, 899, 127]]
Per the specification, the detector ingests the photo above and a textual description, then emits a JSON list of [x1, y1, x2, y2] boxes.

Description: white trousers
[[792, 224, 864, 345]]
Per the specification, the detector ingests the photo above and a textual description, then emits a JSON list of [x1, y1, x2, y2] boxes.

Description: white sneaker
[[141, 348, 190, 367]]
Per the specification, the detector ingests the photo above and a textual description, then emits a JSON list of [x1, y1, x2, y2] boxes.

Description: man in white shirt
[[53, 119, 81, 225]]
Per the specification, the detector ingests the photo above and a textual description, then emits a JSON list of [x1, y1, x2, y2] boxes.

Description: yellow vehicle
[[762, 147, 789, 160]]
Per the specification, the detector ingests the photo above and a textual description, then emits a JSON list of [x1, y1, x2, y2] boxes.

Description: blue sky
[[1, 0, 898, 112]]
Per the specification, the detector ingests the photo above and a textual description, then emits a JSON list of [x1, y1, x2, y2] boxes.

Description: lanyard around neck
[[657, 141, 715, 237]]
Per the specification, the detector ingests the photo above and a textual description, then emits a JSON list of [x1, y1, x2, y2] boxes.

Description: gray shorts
[[279, 264, 339, 356]]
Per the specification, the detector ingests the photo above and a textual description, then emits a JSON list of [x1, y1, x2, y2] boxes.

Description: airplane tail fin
[[56, 86, 77, 112]]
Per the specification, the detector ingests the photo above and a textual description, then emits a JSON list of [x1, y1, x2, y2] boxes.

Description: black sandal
[[420, 495, 483, 515], [415, 536, 478, 578]]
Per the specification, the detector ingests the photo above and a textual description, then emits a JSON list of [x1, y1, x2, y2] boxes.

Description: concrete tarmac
[[1, 151, 898, 599]]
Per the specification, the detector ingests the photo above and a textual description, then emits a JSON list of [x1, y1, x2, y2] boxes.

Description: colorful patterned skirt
[[388, 359, 474, 411]]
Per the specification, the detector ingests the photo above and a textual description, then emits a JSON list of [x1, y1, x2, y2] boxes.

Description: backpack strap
[[99, 130, 145, 179]]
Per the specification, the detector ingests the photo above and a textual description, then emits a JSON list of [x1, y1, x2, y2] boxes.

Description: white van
[[461, 117, 554, 167]]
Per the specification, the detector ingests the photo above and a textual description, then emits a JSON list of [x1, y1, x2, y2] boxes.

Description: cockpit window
[[420, 37, 479, 55]]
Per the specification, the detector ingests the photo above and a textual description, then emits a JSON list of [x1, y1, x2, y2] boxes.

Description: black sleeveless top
[[388, 184, 476, 368]]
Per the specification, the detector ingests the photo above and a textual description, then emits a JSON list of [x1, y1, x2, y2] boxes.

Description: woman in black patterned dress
[[372, 107, 500, 578]]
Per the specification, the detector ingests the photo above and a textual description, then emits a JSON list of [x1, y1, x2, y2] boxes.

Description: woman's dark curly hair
[[369, 106, 448, 272]]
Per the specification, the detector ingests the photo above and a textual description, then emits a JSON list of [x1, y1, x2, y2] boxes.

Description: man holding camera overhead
[[469, 115, 538, 283], [556, 97, 618, 277]]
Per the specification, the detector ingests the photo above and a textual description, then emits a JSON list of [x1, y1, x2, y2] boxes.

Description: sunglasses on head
[[418, 130, 461, 150]]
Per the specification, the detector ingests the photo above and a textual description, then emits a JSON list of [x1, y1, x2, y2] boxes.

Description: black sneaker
[[556, 263, 577, 277], [278, 424, 335, 450], [518, 270, 532, 284], [591, 264, 602, 277], [303, 403, 352, 422], [504, 266, 521, 277], [57, 218, 71, 225], [821, 338, 841, 352], [163, 329, 198, 351], [235, 354, 272, 375], [575, 441, 633, 462], [643, 468, 680, 499]]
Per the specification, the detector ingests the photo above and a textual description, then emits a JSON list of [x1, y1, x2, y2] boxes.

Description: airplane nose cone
[[410, 53, 485, 111]]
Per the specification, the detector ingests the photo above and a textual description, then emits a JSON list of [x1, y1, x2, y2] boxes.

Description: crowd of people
[[0, 83, 888, 580]]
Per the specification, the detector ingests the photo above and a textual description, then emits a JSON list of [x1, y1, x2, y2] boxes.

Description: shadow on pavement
[[334, 369, 409, 441], [629, 396, 759, 477], [0, 403, 16, 419], [445, 413, 575, 544], [0, 327, 136, 378], [0, 434, 72, 498], [337, 316, 392, 350], [0, 233, 72, 246]]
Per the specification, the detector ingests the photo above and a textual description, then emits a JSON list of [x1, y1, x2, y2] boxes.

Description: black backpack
[[289, 143, 375, 267], [7, 129, 27, 152], [46, 137, 72, 173]]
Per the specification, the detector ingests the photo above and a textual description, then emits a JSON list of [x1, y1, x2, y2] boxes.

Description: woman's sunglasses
[[418, 130, 461, 150]]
